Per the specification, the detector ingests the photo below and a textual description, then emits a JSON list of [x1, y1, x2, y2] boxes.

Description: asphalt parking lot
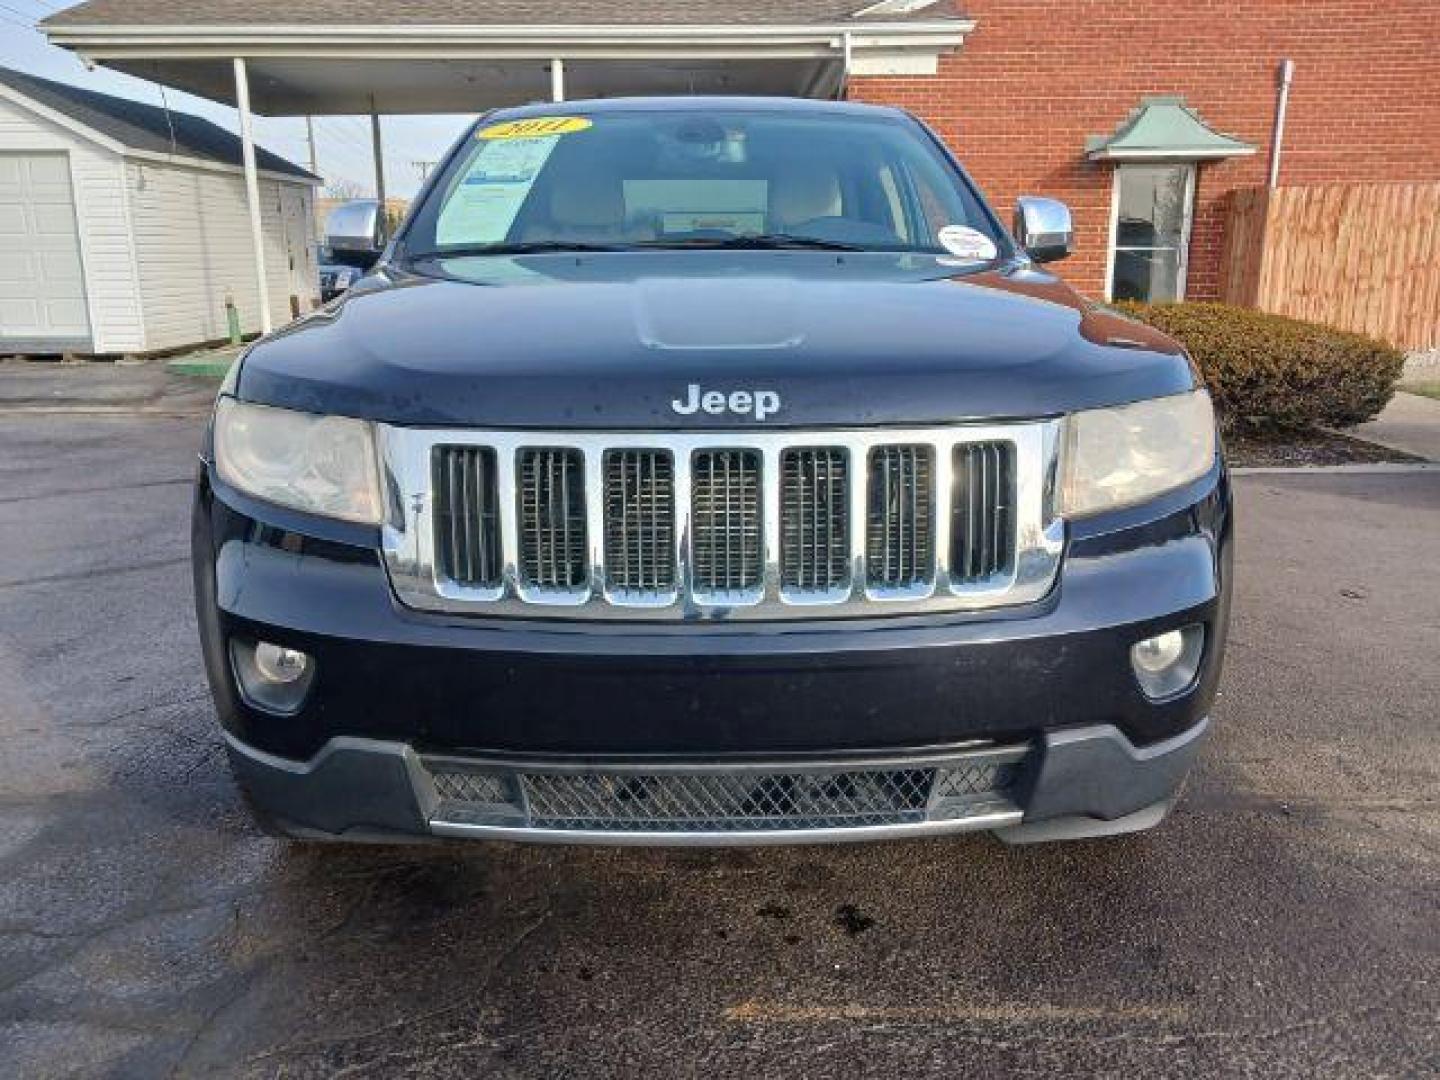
[[1, 410, 1437, 1078]]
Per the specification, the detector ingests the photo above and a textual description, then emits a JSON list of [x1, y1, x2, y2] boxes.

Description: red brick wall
[[849, 0, 1440, 300]]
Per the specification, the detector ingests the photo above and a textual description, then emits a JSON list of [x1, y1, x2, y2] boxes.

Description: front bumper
[[194, 460, 1231, 844], [226, 718, 1210, 845]]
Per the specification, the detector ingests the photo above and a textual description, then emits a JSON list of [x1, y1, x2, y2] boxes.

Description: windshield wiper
[[634, 234, 867, 252], [412, 241, 628, 258]]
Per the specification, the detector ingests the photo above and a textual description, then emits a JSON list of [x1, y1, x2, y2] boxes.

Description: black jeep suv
[[192, 98, 1230, 846]]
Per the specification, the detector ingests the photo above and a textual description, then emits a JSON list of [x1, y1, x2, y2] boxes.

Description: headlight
[[213, 397, 382, 524], [1061, 390, 1215, 518]]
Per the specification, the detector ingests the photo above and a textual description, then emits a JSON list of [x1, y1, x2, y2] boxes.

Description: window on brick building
[[1107, 163, 1195, 302]]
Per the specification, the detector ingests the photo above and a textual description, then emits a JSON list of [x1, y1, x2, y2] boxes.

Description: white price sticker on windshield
[[936, 225, 998, 261], [435, 136, 561, 246]]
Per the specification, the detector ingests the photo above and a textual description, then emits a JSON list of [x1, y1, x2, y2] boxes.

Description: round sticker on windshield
[[936, 225, 998, 261]]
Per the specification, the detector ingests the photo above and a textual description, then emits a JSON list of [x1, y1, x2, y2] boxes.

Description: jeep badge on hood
[[671, 383, 782, 421]]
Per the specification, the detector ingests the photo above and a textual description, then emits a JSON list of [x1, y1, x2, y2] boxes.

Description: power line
[[0, 3, 39, 28]]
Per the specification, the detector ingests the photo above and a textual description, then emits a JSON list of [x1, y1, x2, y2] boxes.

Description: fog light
[[1131, 625, 1205, 700], [254, 642, 309, 684], [230, 639, 314, 715]]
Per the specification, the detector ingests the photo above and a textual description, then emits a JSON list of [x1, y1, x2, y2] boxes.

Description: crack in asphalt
[[0, 476, 192, 506], [242, 904, 554, 1069], [0, 556, 189, 593]]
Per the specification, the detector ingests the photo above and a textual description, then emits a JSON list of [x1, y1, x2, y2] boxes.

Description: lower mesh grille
[[691, 449, 762, 594], [428, 756, 1027, 833], [866, 445, 934, 590], [518, 448, 587, 590]]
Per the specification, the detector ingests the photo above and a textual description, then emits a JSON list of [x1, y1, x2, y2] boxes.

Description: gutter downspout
[[551, 58, 565, 102], [232, 58, 272, 335], [1268, 59, 1294, 189], [836, 30, 852, 100]]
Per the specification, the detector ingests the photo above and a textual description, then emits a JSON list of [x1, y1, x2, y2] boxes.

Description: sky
[[0, 1, 473, 198]]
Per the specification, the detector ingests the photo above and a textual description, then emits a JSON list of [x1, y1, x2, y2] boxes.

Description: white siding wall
[[125, 161, 318, 353], [0, 93, 145, 353]]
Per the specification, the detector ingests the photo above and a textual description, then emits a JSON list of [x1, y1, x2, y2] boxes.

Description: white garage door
[[0, 152, 90, 345]]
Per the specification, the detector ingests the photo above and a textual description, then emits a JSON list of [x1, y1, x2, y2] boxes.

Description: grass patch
[[1400, 381, 1440, 401]]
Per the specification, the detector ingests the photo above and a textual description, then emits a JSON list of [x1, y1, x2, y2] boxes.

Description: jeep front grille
[[382, 423, 1062, 620]]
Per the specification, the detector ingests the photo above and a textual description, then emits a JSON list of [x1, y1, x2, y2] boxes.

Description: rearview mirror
[[1013, 196, 1073, 264]]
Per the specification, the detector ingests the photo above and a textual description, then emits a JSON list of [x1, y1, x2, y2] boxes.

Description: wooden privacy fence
[[1219, 182, 1440, 350]]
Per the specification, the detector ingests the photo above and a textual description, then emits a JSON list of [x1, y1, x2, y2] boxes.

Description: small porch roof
[[1086, 95, 1255, 162]]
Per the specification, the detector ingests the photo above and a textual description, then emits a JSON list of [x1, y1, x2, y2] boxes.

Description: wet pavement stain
[[832, 904, 876, 936]]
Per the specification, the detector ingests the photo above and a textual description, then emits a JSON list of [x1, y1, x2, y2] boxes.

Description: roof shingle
[[43, 0, 964, 27], [0, 66, 315, 179]]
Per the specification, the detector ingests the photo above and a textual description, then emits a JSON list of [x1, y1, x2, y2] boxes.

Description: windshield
[[402, 108, 1004, 259]]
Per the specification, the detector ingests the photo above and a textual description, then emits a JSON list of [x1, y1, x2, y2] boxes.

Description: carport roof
[[41, 0, 974, 115], [43, 0, 967, 26], [0, 66, 316, 179]]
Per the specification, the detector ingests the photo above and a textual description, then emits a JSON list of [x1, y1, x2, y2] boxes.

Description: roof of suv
[[482, 96, 911, 121]]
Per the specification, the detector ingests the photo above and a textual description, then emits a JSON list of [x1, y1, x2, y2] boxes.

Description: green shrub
[[1113, 301, 1405, 432]]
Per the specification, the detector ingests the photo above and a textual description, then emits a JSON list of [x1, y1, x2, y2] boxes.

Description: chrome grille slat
[[866, 445, 934, 593], [781, 447, 848, 595], [953, 441, 1016, 584], [604, 449, 676, 595], [431, 446, 500, 588], [518, 447, 587, 591], [381, 423, 1063, 621], [691, 449, 762, 597]]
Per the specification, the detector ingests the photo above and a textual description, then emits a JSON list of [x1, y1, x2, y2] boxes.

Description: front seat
[[768, 162, 903, 247], [768, 165, 842, 233], [522, 171, 649, 244]]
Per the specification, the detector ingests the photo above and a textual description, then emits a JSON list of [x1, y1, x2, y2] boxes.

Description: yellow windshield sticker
[[478, 117, 592, 140]]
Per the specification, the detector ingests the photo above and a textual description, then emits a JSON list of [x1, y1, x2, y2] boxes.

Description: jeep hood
[[235, 252, 1194, 428]]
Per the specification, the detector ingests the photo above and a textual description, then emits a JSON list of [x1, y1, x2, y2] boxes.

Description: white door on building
[[279, 184, 315, 313], [0, 152, 90, 345]]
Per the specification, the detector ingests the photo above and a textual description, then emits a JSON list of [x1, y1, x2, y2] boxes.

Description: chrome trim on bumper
[[377, 421, 1064, 621], [427, 812, 1024, 847]]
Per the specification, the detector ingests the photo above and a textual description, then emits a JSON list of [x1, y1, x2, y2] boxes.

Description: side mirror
[[323, 199, 385, 262], [1013, 196, 1073, 264]]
